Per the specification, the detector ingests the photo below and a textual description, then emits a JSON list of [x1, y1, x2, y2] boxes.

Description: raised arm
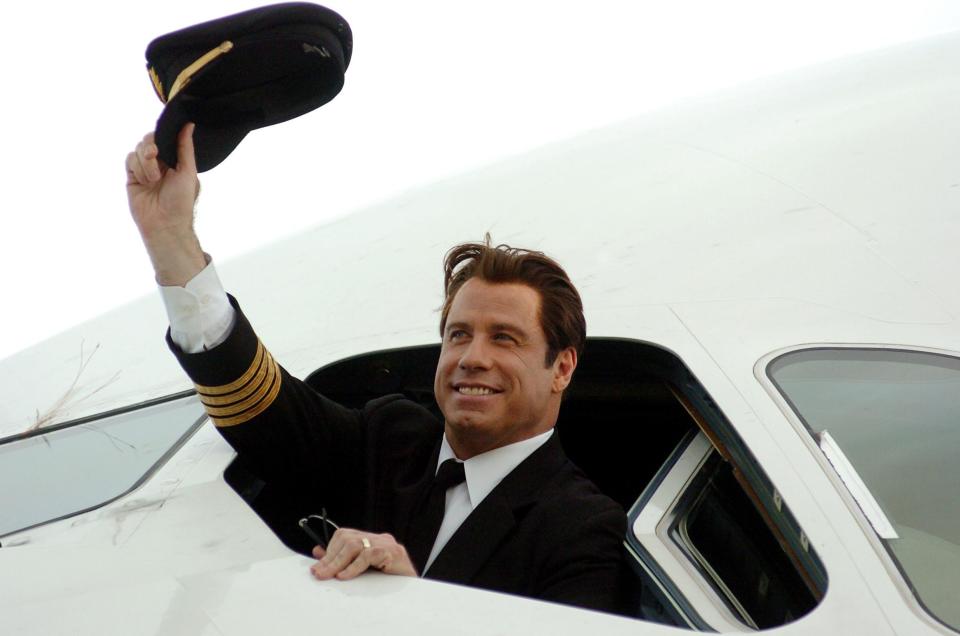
[[125, 123, 206, 286], [126, 123, 425, 582]]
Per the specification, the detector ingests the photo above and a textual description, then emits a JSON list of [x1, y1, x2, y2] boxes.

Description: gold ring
[[361, 537, 372, 550]]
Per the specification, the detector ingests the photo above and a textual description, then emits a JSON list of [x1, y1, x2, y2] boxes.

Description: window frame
[[627, 430, 719, 630], [0, 389, 205, 539], [553, 338, 827, 629], [296, 336, 827, 627], [757, 343, 960, 634], [628, 425, 824, 631]]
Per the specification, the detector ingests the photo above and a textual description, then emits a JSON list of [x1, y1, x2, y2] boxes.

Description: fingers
[[125, 132, 162, 185], [177, 122, 198, 175], [309, 530, 416, 581], [311, 529, 363, 580], [125, 125, 196, 187], [335, 543, 375, 581]]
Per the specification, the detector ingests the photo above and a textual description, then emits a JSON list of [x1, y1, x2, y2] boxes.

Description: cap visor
[[155, 100, 249, 173]]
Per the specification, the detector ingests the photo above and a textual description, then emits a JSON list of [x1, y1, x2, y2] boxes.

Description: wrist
[[141, 231, 207, 287]]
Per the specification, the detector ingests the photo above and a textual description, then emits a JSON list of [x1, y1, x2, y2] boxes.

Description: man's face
[[434, 278, 577, 459]]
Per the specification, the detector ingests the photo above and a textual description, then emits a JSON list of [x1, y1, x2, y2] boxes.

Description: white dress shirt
[[157, 260, 554, 572], [159, 260, 235, 353]]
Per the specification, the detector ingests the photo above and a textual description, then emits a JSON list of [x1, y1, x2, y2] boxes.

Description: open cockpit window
[[767, 348, 960, 632], [631, 431, 821, 629], [674, 452, 817, 627], [224, 338, 825, 628], [615, 341, 825, 630], [0, 392, 205, 540]]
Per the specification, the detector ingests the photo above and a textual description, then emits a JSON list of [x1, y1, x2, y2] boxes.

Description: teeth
[[458, 386, 494, 396]]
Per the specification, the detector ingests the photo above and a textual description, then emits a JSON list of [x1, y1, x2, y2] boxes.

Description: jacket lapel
[[423, 432, 567, 583], [392, 439, 442, 543]]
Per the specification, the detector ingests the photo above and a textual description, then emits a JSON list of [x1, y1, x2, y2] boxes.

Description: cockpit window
[[221, 338, 824, 628], [671, 450, 819, 628], [768, 348, 960, 631], [0, 392, 205, 538]]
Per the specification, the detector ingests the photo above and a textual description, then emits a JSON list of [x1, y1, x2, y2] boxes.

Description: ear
[[551, 347, 578, 393]]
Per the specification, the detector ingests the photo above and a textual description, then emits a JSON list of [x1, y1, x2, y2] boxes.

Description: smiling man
[[436, 252, 578, 459], [125, 125, 627, 613]]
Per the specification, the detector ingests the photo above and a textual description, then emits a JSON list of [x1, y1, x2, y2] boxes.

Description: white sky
[[3, 0, 960, 361]]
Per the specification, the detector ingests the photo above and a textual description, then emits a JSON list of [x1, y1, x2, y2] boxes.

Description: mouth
[[453, 383, 502, 396]]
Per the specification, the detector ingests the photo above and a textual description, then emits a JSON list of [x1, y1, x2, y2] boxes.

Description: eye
[[493, 333, 516, 343], [448, 329, 468, 341]]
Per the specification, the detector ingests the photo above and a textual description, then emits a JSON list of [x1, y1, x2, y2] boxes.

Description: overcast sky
[[2, 0, 960, 361]]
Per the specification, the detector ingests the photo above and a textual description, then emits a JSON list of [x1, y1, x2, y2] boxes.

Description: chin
[[444, 408, 507, 442], [445, 410, 491, 430]]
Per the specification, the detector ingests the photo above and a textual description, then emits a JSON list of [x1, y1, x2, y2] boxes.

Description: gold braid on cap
[[148, 40, 234, 104]]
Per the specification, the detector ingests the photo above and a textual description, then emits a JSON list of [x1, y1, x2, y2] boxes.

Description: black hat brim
[[155, 97, 249, 173], [147, 3, 351, 172]]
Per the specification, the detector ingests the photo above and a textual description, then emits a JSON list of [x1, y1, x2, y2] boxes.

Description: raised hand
[[125, 123, 207, 286]]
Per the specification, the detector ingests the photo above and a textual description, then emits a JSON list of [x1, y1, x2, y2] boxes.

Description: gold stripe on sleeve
[[201, 354, 279, 418], [198, 349, 272, 407], [191, 340, 284, 427], [195, 341, 266, 396], [209, 360, 283, 428]]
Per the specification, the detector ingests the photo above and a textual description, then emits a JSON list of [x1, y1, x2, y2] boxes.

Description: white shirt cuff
[[159, 258, 235, 354]]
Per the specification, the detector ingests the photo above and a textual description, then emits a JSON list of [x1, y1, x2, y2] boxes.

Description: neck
[[444, 424, 554, 460]]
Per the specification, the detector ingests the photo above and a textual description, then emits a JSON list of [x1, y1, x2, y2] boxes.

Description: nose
[[458, 336, 492, 371]]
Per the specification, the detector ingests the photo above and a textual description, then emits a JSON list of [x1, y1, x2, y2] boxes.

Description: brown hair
[[440, 236, 586, 366]]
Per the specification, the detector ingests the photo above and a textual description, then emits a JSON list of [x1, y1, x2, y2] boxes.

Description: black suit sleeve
[[536, 498, 629, 614], [167, 295, 370, 524]]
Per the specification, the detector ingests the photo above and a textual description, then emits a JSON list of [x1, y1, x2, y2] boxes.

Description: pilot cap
[[145, 2, 352, 172]]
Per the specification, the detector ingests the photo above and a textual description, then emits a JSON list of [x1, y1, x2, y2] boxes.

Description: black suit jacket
[[170, 298, 627, 613]]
